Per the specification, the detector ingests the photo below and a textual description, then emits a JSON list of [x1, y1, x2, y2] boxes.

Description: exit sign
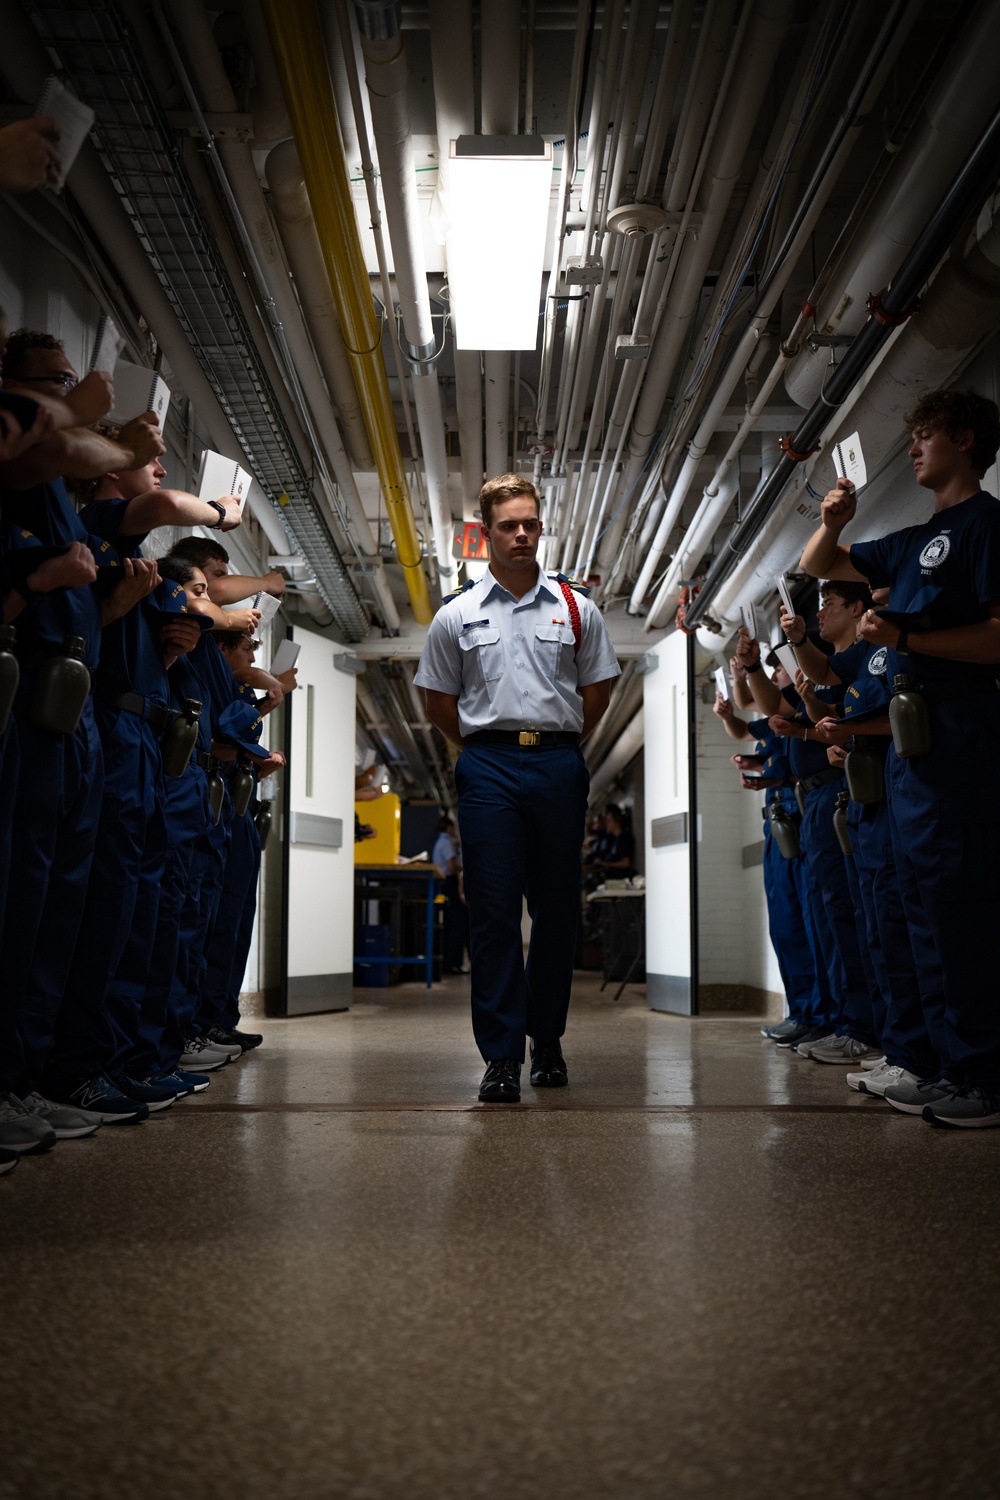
[[452, 522, 490, 561]]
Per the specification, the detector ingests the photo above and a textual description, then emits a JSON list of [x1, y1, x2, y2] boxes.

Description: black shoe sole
[[477, 1089, 521, 1103]]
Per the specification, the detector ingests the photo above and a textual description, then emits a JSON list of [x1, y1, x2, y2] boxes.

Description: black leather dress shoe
[[478, 1059, 521, 1103], [529, 1041, 568, 1088]]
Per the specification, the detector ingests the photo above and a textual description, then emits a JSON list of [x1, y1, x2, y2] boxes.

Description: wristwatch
[[745, 659, 763, 674], [205, 499, 227, 529]]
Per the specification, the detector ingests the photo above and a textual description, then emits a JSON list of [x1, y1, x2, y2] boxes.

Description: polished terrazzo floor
[[3, 974, 999, 1500]]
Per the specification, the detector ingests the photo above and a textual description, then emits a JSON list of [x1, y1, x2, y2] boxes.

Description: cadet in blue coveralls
[[801, 388, 1000, 1128], [415, 473, 620, 1103]]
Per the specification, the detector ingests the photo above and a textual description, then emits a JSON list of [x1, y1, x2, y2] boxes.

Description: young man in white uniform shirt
[[415, 474, 620, 1102]]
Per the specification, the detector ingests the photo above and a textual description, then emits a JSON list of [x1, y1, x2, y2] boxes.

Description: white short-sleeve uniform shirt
[[414, 569, 621, 738]]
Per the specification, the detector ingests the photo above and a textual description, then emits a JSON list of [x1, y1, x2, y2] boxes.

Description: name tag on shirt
[[463, 619, 491, 630]]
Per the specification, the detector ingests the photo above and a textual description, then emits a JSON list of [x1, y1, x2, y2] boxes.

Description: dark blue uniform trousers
[[799, 778, 876, 1045], [156, 827, 226, 1074], [761, 814, 818, 1023], [0, 698, 103, 1094], [849, 796, 938, 1076], [198, 803, 260, 1032], [454, 740, 589, 1061], [44, 712, 160, 1089], [886, 696, 1000, 1089]]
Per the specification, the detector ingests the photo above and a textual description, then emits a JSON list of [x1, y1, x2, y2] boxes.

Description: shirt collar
[[479, 567, 560, 606]]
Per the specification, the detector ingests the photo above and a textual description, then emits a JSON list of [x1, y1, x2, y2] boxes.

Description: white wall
[[286, 626, 358, 1011], [643, 631, 694, 1011]]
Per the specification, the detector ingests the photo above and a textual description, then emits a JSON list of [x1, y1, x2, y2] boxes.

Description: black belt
[[194, 750, 219, 773], [799, 767, 844, 794], [99, 688, 174, 734], [466, 729, 580, 747], [913, 677, 1000, 704]]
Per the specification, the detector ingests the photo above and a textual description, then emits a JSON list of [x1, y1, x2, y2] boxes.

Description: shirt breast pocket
[[458, 626, 504, 682], [534, 622, 576, 678]]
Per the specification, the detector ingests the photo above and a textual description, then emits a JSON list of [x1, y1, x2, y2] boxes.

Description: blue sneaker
[[60, 1075, 149, 1125], [146, 1071, 196, 1100], [168, 1068, 210, 1094], [114, 1075, 175, 1113]]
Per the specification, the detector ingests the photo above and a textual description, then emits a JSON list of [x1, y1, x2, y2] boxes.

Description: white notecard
[[269, 639, 300, 677], [35, 76, 95, 189], [775, 574, 795, 617], [107, 362, 171, 426], [714, 666, 732, 702], [774, 644, 799, 679], [832, 431, 867, 491]]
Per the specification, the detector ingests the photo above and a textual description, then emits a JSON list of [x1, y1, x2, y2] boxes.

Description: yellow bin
[[354, 793, 401, 864]]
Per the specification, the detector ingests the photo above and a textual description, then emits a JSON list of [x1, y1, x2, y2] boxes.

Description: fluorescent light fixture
[[447, 136, 553, 351]]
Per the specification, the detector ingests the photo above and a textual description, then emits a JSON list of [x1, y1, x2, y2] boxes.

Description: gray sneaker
[[846, 1062, 920, 1097], [0, 1091, 58, 1153], [0, 1146, 18, 1176], [922, 1084, 1000, 1129], [883, 1076, 955, 1115], [803, 1034, 883, 1065], [21, 1091, 102, 1140], [860, 1053, 887, 1071], [792, 1030, 836, 1056], [179, 1035, 233, 1071]]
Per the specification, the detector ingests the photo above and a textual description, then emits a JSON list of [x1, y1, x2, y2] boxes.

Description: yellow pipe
[[260, 0, 432, 624]]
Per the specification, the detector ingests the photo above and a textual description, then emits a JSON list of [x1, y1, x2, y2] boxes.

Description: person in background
[[432, 814, 468, 976]]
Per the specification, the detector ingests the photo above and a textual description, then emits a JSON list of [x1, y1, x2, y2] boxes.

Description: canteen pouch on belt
[[0, 624, 19, 737], [769, 804, 800, 860], [844, 737, 884, 804], [794, 782, 807, 820], [161, 697, 201, 778], [255, 801, 272, 849], [28, 634, 90, 734], [833, 790, 852, 856], [207, 765, 225, 825], [231, 759, 254, 818], [889, 674, 931, 758]]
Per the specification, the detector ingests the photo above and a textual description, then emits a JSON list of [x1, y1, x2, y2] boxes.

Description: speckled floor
[[3, 974, 999, 1500]]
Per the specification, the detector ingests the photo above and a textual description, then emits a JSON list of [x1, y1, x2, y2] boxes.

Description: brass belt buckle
[[519, 729, 541, 747]]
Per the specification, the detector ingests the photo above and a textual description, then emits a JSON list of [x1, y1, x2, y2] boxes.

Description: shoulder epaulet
[[553, 571, 591, 597], [442, 578, 477, 604]]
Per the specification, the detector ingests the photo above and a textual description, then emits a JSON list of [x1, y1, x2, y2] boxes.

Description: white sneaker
[[0, 1091, 57, 1153], [846, 1062, 920, 1097], [860, 1053, 887, 1071], [179, 1035, 232, 1071], [801, 1034, 882, 1064], [21, 1091, 102, 1139]]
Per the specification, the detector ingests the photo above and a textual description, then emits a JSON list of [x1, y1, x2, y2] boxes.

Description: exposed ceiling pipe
[[708, 187, 1000, 638], [477, 0, 522, 480], [582, 661, 640, 767], [783, 0, 1000, 410], [260, 0, 433, 624], [626, 0, 920, 617], [238, 0, 291, 144], [160, 0, 379, 568], [534, 3, 592, 441], [353, 2, 457, 591], [426, 0, 481, 505], [683, 103, 1000, 635], [264, 142, 375, 473], [619, 0, 795, 496]]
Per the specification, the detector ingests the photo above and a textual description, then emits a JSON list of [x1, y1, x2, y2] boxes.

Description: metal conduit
[[683, 102, 1000, 633], [260, 0, 433, 625]]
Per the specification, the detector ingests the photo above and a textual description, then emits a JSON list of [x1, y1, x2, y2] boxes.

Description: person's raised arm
[[206, 569, 286, 605], [730, 654, 754, 710], [118, 488, 243, 536], [800, 479, 869, 581], [712, 689, 752, 741], [859, 600, 1000, 664], [735, 628, 792, 716], [0, 412, 165, 488], [779, 606, 840, 685]]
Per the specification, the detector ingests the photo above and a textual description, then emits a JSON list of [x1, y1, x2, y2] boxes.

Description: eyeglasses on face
[[18, 372, 78, 391]]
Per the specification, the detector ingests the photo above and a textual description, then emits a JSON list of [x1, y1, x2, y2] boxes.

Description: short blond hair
[[479, 473, 540, 528]]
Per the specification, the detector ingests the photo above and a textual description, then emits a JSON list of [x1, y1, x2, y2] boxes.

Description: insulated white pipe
[[622, 0, 794, 486], [588, 707, 645, 798], [644, 467, 740, 625], [783, 0, 1000, 409], [713, 195, 1000, 629], [426, 0, 481, 505], [624, 0, 922, 613], [164, 0, 377, 557], [265, 141, 374, 472], [356, 15, 456, 587], [239, 0, 291, 143]]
